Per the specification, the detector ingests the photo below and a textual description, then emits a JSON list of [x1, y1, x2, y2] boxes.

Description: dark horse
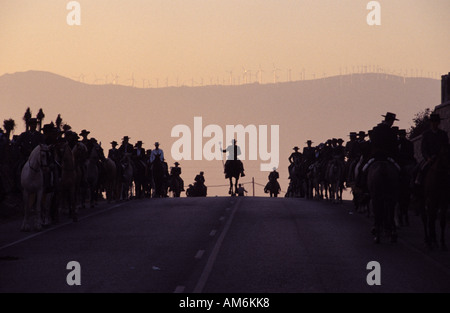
[[367, 160, 400, 244], [415, 145, 449, 250], [265, 176, 281, 197], [151, 153, 166, 198], [224, 160, 242, 196]]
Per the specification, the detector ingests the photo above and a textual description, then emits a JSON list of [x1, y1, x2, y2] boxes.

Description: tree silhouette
[[23, 107, 32, 132], [408, 108, 431, 139], [3, 119, 16, 140], [36, 108, 45, 132]]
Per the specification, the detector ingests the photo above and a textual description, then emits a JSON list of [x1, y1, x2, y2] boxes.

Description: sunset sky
[[1, 0, 449, 86]]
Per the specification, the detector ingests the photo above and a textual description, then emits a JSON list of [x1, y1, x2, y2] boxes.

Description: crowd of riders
[[286, 111, 448, 209], [0, 109, 211, 205]]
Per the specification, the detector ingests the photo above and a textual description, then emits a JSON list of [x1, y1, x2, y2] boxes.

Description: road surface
[[1, 196, 449, 293]]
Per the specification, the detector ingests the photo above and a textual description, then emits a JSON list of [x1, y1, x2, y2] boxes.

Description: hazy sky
[[1, 0, 449, 86]]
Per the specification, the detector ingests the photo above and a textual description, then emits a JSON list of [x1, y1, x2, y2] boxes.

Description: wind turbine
[[257, 65, 264, 84], [272, 64, 281, 84], [93, 73, 103, 84], [226, 71, 233, 85], [111, 73, 119, 85], [286, 68, 292, 82], [127, 73, 135, 87], [242, 67, 248, 84]]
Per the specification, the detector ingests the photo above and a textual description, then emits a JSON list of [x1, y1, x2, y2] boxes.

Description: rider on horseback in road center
[[222, 139, 245, 177]]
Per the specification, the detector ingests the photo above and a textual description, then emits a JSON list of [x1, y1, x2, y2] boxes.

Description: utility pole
[[252, 177, 255, 197]]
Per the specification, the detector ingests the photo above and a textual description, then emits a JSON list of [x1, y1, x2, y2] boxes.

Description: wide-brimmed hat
[[293, 146, 299, 150], [122, 136, 130, 141], [110, 141, 118, 146], [337, 138, 344, 143], [79, 129, 90, 136], [42, 123, 57, 134], [358, 131, 367, 137], [154, 141, 160, 146], [174, 162, 180, 166], [135, 141, 143, 147], [306, 140, 313, 144], [430, 113, 442, 122], [382, 112, 399, 121], [349, 132, 357, 137]]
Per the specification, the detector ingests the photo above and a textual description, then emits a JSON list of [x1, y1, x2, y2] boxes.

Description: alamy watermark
[[171, 117, 279, 171], [66, 2, 380, 27]]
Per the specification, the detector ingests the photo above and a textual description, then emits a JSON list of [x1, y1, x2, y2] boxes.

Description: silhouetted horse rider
[[16, 118, 44, 165], [415, 113, 449, 185], [222, 139, 245, 177], [303, 140, 315, 165], [265, 168, 281, 197], [288, 146, 302, 179], [358, 112, 400, 190], [170, 161, 185, 193]]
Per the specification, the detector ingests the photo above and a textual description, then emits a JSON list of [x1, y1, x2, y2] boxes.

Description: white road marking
[[195, 250, 205, 259], [209, 229, 217, 236], [219, 216, 225, 222], [193, 197, 242, 293], [173, 285, 185, 293]]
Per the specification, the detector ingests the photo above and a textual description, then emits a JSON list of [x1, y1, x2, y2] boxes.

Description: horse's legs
[[372, 197, 383, 243], [228, 178, 233, 195], [439, 205, 447, 250], [21, 192, 31, 232], [34, 190, 44, 231]]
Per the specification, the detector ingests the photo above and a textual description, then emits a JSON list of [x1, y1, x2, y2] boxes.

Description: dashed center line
[[174, 285, 185, 293], [195, 250, 205, 259], [219, 216, 225, 222], [209, 229, 217, 236]]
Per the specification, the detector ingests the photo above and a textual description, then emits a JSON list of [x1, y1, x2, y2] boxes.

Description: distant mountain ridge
[[0, 70, 441, 196]]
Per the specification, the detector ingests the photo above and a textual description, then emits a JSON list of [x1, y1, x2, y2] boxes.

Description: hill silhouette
[[0, 70, 440, 196]]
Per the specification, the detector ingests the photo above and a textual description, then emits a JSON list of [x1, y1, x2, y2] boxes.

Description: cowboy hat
[[122, 136, 130, 140], [79, 129, 90, 136], [110, 141, 118, 146], [382, 112, 399, 121], [293, 146, 299, 150]]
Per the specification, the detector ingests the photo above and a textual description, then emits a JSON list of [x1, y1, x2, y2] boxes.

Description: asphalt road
[[1, 196, 450, 293]]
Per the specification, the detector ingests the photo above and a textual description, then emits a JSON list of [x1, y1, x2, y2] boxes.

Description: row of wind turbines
[[73, 65, 442, 88]]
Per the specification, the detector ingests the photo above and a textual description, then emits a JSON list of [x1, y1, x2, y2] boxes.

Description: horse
[[397, 159, 416, 226], [151, 153, 167, 198], [54, 141, 77, 222], [367, 160, 400, 244], [102, 158, 117, 203], [20, 144, 51, 231], [120, 153, 134, 200], [168, 174, 182, 197], [420, 145, 449, 250], [288, 161, 306, 198], [132, 157, 147, 199], [186, 182, 207, 197], [224, 160, 242, 196], [264, 177, 281, 197], [72, 142, 88, 209], [85, 144, 102, 207], [326, 158, 344, 204]]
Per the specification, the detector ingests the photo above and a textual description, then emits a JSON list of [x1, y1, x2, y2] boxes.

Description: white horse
[[20, 144, 51, 231]]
